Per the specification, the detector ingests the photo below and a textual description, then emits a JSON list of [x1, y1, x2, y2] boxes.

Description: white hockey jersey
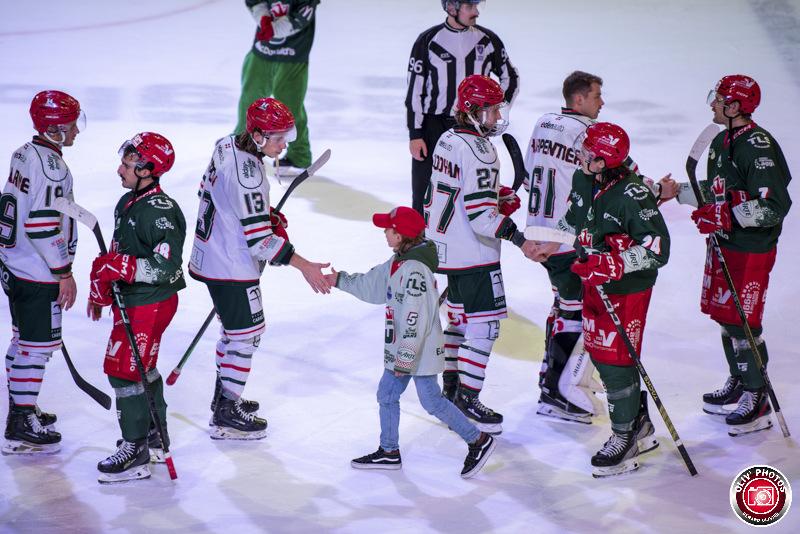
[[425, 128, 507, 272], [524, 109, 592, 254], [0, 138, 76, 282], [189, 136, 292, 284]]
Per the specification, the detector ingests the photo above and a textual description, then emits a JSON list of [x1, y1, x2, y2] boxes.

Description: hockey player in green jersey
[[87, 132, 186, 483], [559, 122, 670, 477], [677, 75, 792, 436]]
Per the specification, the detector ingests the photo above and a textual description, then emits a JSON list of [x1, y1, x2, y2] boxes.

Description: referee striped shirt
[[405, 21, 519, 139]]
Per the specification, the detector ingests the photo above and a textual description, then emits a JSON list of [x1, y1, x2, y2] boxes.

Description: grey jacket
[[336, 240, 445, 376]]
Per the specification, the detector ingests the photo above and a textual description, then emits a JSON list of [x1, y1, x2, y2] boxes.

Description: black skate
[[702, 375, 743, 416], [726, 389, 772, 437], [97, 438, 151, 483], [456, 391, 503, 435], [442, 373, 459, 403], [34, 406, 57, 428], [461, 432, 497, 479], [635, 391, 659, 454], [211, 396, 268, 440], [2, 406, 61, 455], [591, 430, 640, 478], [209, 377, 260, 425], [537, 391, 592, 425], [116, 425, 167, 464], [351, 448, 402, 470]]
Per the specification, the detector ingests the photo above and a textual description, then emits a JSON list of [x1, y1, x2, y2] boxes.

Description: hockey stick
[[166, 148, 333, 385], [61, 342, 112, 410], [527, 226, 699, 476], [686, 125, 790, 438], [501, 133, 529, 192], [52, 197, 178, 479]]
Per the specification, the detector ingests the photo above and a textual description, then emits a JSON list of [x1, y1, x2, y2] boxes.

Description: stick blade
[[305, 148, 331, 178], [685, 124, 719, 176], [53, 197, 98, 228]]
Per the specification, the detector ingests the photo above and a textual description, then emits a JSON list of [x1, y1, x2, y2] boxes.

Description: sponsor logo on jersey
[[623, 183, 649, 201], [437, 139, 452, 152], [570, 190, 583, 207], [603, 212, 622, 225], [747, 132, 771, 149], [406, 312, 418, 326], [438, 51, 452, 61], [754, 157, 775, 170], [538, 120, 565, 132], [474, 136, 490, 155], [708, 147, 716, 161], [405, 272, 427, 296], [638, 208, 658, 221], [154, 217, 175, 231], [432, 154, 460, 179], [147, 197, 174, 210], [238, 159, 263, 189], [12, 151, 25, 163], [475, 44, 486, 62], [47, 154, 61, 171]]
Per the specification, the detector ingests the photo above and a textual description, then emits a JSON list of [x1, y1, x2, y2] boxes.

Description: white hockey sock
[[217, 337, 257, 400], [444, 302, 466, 375], [458, 321, 499, 394], [8, 350, 50, 408]]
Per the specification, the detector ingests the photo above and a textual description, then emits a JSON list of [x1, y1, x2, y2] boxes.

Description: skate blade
[[728, 418, 773, 437], [592, 458, 640, 478], [350, 462, 402, 470], [703, 402, 736, 416], [98, 464, 151, 484], [149, 448, 165, 464], [637, 435, 659, 454], [210, 426, 267, 440], [461, 438, 498, 479], [536, 403, 592, 425], [2, 440, 61, 455]]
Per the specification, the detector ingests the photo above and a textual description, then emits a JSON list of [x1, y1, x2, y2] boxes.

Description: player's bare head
[[245, 98, 297, 158], [442, 0, 482, 28], [563, 71, 604, 119], [30, 90, 85, 147]]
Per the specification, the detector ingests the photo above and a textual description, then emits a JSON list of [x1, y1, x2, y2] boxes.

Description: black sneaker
[[591, 430, 640, 478], [702, 375, 743, 415], [726, 389, 773, 436], [461, 433, 497, 479], [351, 447, 402, 470]]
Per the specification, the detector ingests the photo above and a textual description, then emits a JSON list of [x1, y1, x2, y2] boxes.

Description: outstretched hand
[[290, 254, 332, 294], [323, 267, 339, 287], [657, 173, 679, 202]]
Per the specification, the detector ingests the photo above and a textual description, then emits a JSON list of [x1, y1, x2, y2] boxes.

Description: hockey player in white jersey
[[2, 90, 84, 454], [189, 97, 331, 440], [524, 71, 678, 425], [426, 74, 537, 434]]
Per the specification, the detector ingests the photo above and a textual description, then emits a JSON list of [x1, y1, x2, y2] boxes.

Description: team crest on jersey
[[238, 159, 263, 190], [475, 45, 485, 61], [147, 197, 174, 210]]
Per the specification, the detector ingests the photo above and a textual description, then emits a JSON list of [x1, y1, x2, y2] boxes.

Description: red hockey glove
[[691, 203, 732, 234], [571, 253, 624, 286], [88, 277, 113, 308], [270, 207, 289, 241], [256, 15, 274, 42], [498, 186, 521, 216], [604, 233, 636, 254], [92, 253, 137, 284]]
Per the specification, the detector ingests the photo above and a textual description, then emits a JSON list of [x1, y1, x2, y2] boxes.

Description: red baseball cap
[[373, 206, 426, 238]]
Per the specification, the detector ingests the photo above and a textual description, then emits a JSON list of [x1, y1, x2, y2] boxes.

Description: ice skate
[[351, 448, 402, 470], [117, 426, 167, 463], [726, 389, 773, 437], [591, 430, 639, 478], [34, 405, 57, 428], [536, 391, 592, 424], [455, 391, 503, 435], [2, 406, 61, 455], [461, 432, 496, 479], [211, 396, 267, 440], [97, 438, 151, 484], [209, 377, 260, 425], [635, 391, 659, 454], [702, 375, 743, 416]]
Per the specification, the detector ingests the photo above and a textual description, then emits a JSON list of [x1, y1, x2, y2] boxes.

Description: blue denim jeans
[[376, 368, 480, 451]]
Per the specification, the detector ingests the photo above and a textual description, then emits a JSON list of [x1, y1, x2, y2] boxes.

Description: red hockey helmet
[[246, 97, 296, 139], [456, 75, 504, 113], [30, 90, 83, 133], [577, 122, 630, 169], [708, 75, 761, 114], [119, 132, 175, 177]]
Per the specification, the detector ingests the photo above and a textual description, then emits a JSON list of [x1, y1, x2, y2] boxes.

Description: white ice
[[1, 1, 799, 533]]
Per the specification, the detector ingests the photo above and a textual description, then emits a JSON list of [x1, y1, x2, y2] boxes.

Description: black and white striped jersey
[[405, 21, 519, 139]]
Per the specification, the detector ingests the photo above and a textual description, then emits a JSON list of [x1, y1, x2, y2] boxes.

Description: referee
[[405, 0, 519, 214]]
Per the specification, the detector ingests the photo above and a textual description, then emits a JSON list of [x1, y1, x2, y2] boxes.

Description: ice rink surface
[[1, 1, 799, 532]]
